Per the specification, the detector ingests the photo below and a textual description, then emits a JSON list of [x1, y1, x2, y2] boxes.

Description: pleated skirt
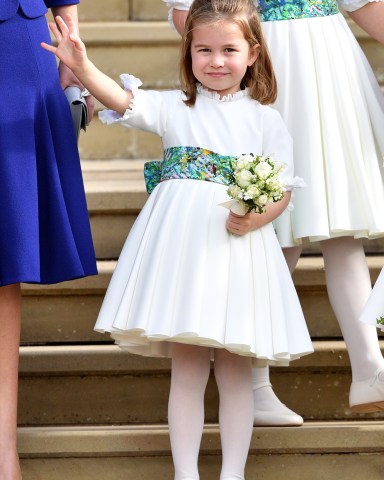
[[263, 13, 384, 247], [0, 10, 97, 285], [95, 179, 313, 365]]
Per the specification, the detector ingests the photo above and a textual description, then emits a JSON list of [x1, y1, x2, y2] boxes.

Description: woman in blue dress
[[165, 0, 384, 425], [0, 1, 97, 477]]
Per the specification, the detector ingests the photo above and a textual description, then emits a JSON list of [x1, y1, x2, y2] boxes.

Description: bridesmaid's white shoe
[[253, 382, 304, 427], [349, 368, 384, 413]]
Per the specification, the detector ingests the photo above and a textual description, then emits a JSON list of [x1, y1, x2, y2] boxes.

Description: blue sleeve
[[44, 0, 80, 7]]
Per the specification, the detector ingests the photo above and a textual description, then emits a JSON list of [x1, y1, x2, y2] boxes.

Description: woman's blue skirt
[[0, 10, 97, 286]]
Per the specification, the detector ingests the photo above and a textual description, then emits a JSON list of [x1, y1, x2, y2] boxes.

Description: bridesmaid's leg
[[214, 349, 253, 480], [320, 237, 384, 411], [168, 344, 211, 480], [251, 245, 304, 426], [0, 284, 22, 480]]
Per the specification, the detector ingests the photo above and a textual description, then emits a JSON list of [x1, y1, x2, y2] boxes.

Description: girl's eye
[[225, 48, 236, 53], [198, 48, 210, 53]]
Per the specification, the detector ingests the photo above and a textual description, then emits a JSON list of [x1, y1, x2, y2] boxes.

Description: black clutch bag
[[64, 86, 88, 142]]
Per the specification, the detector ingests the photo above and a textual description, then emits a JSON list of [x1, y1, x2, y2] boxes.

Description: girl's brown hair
[[180, 0, 277, 106]]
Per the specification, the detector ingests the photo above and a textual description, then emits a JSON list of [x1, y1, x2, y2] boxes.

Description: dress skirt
[[95, 179, 313, 365], [263, 13, 384, 247], [0, 10, 97, 286]]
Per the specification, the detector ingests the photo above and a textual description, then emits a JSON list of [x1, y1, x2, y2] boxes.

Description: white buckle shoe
[[349, 368, 384, 413], [253, 382, 304, 427]]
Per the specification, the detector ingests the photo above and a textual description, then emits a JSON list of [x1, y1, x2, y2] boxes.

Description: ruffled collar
[[196, 84, 250, 102]]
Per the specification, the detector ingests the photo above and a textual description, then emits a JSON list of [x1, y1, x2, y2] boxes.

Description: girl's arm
[[50, 6, 94, 120], [226, 191, 291, 236], [172, 8, 188, 35], [41, 14, 132, 115], [348, 2, 384, 43]]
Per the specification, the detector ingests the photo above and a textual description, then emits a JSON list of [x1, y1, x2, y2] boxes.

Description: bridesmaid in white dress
[[166, 0, 384, 423], [42, 1, 313, 478]]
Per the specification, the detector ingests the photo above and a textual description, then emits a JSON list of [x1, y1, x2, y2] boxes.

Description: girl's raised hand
[[41, 14, 87, 73]]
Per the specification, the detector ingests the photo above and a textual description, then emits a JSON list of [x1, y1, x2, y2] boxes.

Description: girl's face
[[190, 20, 259, 98]]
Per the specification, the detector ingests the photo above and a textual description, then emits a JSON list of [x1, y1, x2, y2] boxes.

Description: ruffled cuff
[[284, 176, 307, 192], [98, 74, 142, 125], [338, 0, 383, 12], [284, 176, 306, 211]]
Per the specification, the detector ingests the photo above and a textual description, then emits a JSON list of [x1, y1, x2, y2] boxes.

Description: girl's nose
[[210, 54, 224, 68]]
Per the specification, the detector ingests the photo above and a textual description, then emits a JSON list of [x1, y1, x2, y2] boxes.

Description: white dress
[[94, 78, 313, 366], [164, 0, 384, 247]]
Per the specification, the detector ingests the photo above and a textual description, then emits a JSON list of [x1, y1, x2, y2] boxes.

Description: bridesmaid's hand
[[41, 14, 87, 74], [226, 211, 264, 235], [42, 14, 94, 123]]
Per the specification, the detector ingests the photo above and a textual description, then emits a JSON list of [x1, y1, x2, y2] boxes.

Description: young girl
[[167, 0, 384, 424], [43, 1, 313, 477]]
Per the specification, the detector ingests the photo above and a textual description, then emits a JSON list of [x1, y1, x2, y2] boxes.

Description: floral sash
[[144, 146, 236, 194]]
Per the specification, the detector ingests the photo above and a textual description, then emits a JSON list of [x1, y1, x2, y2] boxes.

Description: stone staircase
[[19, 1, 384, 478]]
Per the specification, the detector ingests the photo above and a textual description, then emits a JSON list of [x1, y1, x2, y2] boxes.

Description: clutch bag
[[64, 86, 88, 142]]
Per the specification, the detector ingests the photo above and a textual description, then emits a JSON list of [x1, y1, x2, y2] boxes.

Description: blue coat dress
[[0, 0, 97, 285]]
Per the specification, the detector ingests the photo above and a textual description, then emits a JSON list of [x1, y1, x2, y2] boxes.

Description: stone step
[[20, 255, 384, 345], [18, 422, 384, 479], [81, 159, 384, 259], [83, 160, 148, 259], [18, 342, 384, 425], [78, 0, 167, 22], [62, 21, 384, 160]]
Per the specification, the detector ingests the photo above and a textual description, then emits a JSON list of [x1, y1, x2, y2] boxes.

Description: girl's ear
[[247, 44, 260, 66]]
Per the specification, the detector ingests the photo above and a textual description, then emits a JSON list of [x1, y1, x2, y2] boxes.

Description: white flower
[[265, 177, 283, 192], [254, 161, 272, 179], [255, 194, 270, 206], [228, 184, 243, 200], [236, 154, 254, 170], [235, 169, 253, 188], [244, 184, 260, 200]]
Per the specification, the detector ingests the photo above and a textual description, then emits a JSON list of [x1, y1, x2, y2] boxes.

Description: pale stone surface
[[18, 454, 384, 480], [78, 0, 129, 21], [131, 0, 169, 21], [17, 342, 384, 424]]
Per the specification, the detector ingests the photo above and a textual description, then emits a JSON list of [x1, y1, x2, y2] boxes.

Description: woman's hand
[[58, 62, 95, 123]]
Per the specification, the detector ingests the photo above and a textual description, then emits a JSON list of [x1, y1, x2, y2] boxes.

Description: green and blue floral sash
[[258, 0, 339, 21], [144, 146, 236, 194]]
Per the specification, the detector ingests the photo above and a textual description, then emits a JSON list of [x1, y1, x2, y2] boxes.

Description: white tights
[[168, 344, 253, 480], [252, 237, 384, 389]]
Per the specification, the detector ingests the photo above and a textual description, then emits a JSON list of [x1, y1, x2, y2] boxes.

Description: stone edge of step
[[18, 340, 384, 374], [18, 421, 384, 457]]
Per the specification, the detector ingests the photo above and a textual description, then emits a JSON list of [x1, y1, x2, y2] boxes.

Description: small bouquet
[[224, 153, 286, 215]]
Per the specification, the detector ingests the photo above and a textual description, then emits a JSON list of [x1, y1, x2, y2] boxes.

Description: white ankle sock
[[251, 367, 292, 411]]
